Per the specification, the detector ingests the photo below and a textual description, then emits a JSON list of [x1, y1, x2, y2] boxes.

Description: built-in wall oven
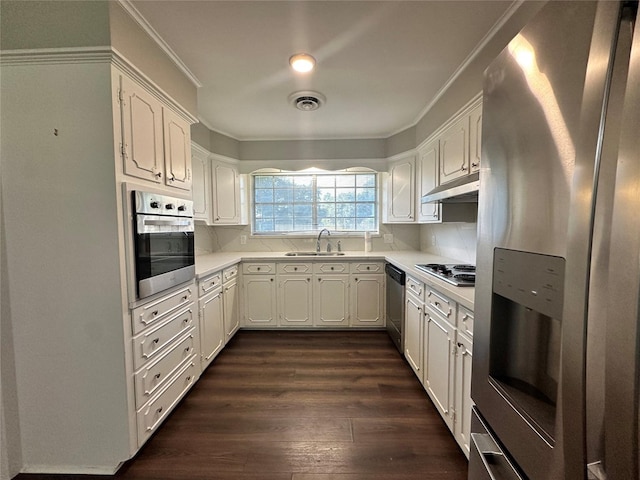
[[133, 190, 195, 299]]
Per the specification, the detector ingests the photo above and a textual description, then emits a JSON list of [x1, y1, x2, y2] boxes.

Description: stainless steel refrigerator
[[469, 1, 639, 478]]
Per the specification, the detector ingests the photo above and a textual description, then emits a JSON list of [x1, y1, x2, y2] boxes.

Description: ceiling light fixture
[[289, 53, 316, 73]]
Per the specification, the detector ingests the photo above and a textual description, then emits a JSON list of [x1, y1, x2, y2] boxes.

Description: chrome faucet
[[316, 228, 331, 252]]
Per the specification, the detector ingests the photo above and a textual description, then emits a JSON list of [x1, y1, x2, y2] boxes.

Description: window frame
[[250, 169, 380, 237]]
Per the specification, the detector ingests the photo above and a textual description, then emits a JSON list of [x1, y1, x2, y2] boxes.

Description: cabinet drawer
[[313, 262, 349, 274], [277, 262, 313, 274], [457, 305, 474, 337], [136, 359, 198, 446], [406, 276, 424, 301], [242, 262, 275, 274], [222, 264, 239, 282], [426, 288, 455, 319], [132, 285, 194, 335], [132, 306, 195, 369], [350, 262, 384, 274], [133, 328, 196, 408], [199, 272, 222, 296]]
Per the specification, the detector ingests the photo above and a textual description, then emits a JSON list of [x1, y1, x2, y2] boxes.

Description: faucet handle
[[337, 241, 342, 252]]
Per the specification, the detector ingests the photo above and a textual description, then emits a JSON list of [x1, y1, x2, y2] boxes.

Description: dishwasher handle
[[385, 263, 406, 285]]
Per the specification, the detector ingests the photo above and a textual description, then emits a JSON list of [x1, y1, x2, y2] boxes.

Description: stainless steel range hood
[[421, 171, 479, 203]]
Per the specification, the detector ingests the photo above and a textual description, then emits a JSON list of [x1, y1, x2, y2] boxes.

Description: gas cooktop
[[414, 263, 476, 287]]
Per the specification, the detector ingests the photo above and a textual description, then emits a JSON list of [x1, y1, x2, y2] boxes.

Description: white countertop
[[196, 250, 474, 310]]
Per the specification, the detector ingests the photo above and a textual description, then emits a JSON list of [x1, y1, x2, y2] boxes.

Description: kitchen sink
[[284, 251, 345, 256]]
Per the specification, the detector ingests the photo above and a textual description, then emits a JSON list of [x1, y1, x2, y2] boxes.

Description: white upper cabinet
[[385, 154, 415, 223], [191, 146, 211, 222], [120, 75, 165, 184], [119, 74, 194, 192], [212, 160, 241, 224], [439, 115, 470, 185], [417, 138, 441, 223], [469, 102, 482, 173], [163, 108, 192, 191]]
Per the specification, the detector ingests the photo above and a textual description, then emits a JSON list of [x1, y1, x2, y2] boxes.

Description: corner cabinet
[[190, 147, 247, 225], [119, 74, 193, 192], [417, 138, 441, 223], [384, 154, 415, 223]]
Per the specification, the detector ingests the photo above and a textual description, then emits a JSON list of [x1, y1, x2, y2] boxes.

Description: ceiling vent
[[289, 91, 326, 111]]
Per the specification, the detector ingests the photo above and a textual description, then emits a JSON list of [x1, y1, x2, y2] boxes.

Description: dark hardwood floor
[[16, 331, 468, 480]]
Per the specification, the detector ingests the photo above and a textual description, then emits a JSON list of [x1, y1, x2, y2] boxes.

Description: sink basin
[[284, 251, 345, 256]]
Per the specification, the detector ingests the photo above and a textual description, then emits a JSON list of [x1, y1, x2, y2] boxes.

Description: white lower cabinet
[[242, 262, 277, 327], [423, 310, 455, 431], [350, 274, 385, 327], [199, 286, 224, 370], [454, 330, 473, 458], [403, 274, 474, 458], [277, 262, 313, 327], [313, 273, 350, 327], [223, 266, 240, 340]]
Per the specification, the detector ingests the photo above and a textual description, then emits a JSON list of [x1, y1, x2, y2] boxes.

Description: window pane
[[337, 218, 355, 230], [318, 218, 336, 229], [255, 204, 274, 218], [255, 219, 274, 232], [336, 175, 355, 187], [293, 218, 313, 230], [317, 203, 335, 217], [294, 188, 313, 202], [255, 176, 274, 188], [356, 218, 375, 231], [356, 187, 375, 202], [336, 203, 355, 217], [356, 203, 376, 218], [317, 175, 335, 187], [255, 189, 273, 203], [317, 189, 335, 202], [294, 176, 313, 187], [274, 176, 294, 188], [356, 174, 376, 187], [294, 204, 312, 217], [336, 188, 355, 202], [274, 188, 293, 203]]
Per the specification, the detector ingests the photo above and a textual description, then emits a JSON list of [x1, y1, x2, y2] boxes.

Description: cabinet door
[[243, 275, 277, 326], [212, 161, 240, 224], [387, 156, 415, 222], [404, 294, 423, 379], [454, 331, 473, 458], [469, 103, 482, 173], [278, 275, 313, 326], [350, 274, 384, 327], [417, 139, 441, 223], [313, 275, 349, 327], [423, 311, 455, 430], [200, 288, 224, 369], [439, 116, 469, 185], [163, 108, 192, 191], [192, 150, 211, 223], [223, 280, 240, 339], [120, 76, 164, 183]]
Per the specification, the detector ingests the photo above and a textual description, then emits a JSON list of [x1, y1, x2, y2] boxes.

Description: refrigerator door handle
[[470, 433, 524, 480]]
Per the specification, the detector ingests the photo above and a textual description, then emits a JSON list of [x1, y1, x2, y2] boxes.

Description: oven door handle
[[143, 219, 192, 227]]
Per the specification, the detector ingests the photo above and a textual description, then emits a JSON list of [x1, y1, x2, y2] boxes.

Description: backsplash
[[419, 223, 478, 264], [195, 223, 420, 254]]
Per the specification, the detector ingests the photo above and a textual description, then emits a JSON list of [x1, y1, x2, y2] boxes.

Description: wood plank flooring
[[16, 331, 468, 480]]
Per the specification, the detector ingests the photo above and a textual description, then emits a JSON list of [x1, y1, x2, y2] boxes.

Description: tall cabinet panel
[[386, 155, 415, 222], [121, 75, 165, 184], [191, 145, 211, 222], [417, 139, 441, 222], [162, 108, 191, 191], [212, 161, 240, 224], [439, 116, 469, 185]]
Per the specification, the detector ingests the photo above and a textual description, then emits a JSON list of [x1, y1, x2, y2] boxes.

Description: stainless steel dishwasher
[[385, 263, 406, 354]]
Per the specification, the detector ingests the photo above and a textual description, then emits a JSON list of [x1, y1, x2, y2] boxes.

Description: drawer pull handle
[[185, 347, 191, 353], [294, 267, 298, 271], [182, 295, 188, 301], [152, 310, 159, 317], [366, 266, 370, 270], [331, 267, 334, 270], [152, 338, 160, 344], [257, 267, 261, 271], [186, 376, 192, 382], [154, 373, 162, 379], [157, 407, 163, 414]]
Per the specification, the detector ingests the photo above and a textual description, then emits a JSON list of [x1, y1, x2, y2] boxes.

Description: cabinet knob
[[471, 162, 479, 168], [294, 267, 298, 271], [257, 267, 261, 271], [155, 172, 162, 179], [154, 373, 161, 379], [330, 267, 334, 271], [270, 278, 273, 282]]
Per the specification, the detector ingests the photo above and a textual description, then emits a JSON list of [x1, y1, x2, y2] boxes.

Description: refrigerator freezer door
[[603, 4, 640, 477]]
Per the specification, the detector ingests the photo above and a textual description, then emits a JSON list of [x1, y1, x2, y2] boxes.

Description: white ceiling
[[129, 0, 516, 141]]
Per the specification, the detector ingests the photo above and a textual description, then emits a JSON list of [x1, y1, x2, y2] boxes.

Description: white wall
[[195, 223, 420, 255], [420, 223, 478, 264]]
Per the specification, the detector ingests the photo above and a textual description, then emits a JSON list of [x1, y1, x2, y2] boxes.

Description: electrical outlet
[[383, 234, 393, 244], [240, 235, 247, 245]]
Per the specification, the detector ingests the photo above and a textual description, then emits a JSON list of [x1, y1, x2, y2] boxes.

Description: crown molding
[[0, 46, 113, 65], [116, 0, 202, 88]]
